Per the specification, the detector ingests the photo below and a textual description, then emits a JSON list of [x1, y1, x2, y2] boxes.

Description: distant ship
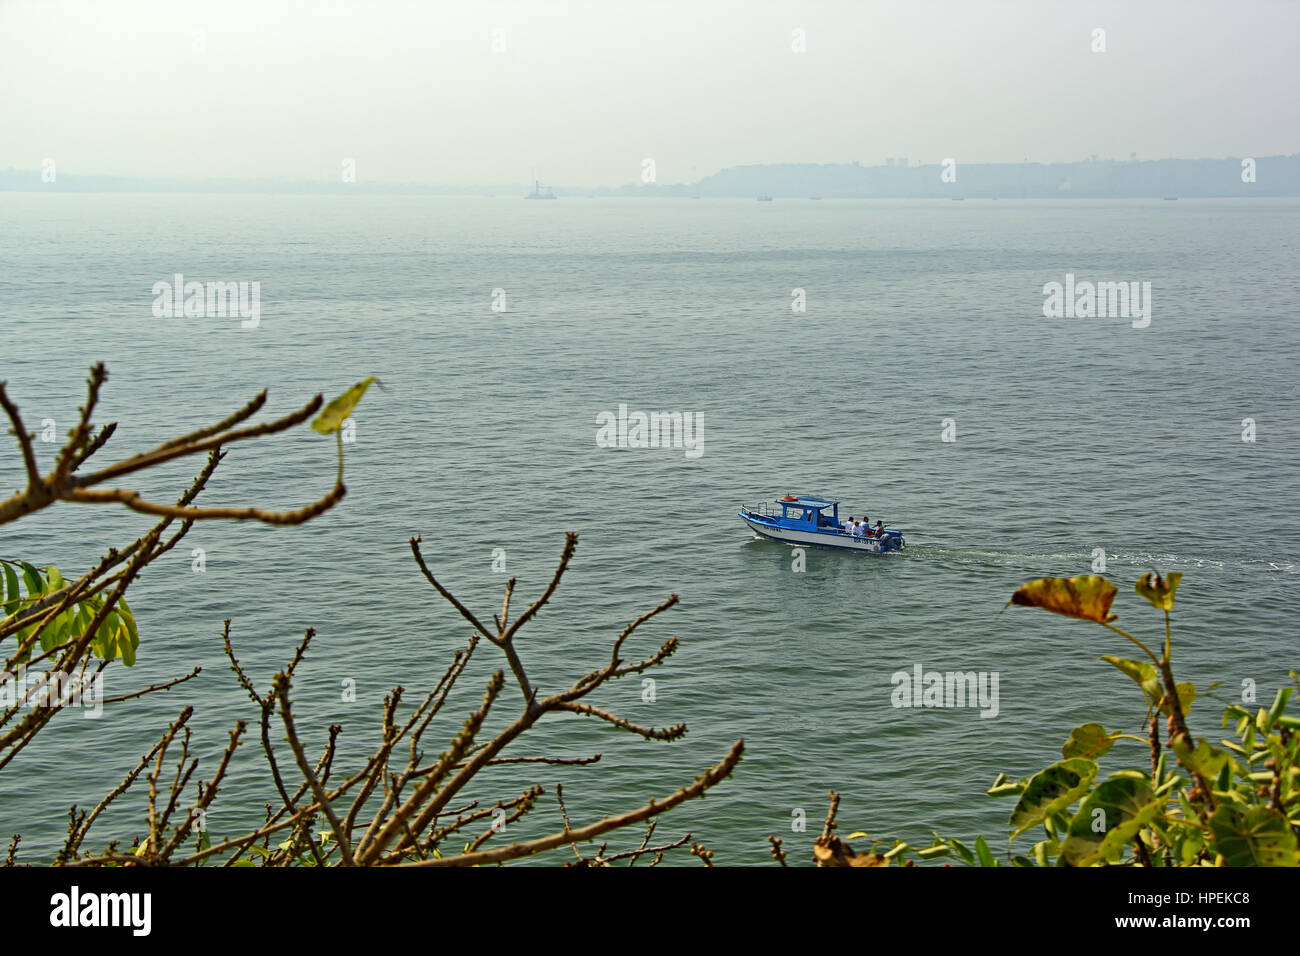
[[525, 178, 556, 200], [756, 194, 773, 202]]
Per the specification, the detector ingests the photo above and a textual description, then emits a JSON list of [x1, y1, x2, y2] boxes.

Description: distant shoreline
[[3, 191, 1296, 202], [4, 154, 1297, 199]]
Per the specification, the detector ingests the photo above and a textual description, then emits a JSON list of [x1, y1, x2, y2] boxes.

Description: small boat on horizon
[[525, 178, 556, 200], [756, 194, 773, 202], [739, 495, 905, 553]]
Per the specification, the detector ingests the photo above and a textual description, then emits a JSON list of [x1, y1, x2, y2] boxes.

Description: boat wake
[[904, 544, 1299, 576]]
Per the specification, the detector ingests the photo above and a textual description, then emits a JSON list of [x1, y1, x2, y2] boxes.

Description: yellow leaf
[[1159, 682, 1196, 717], [813, 835, 884, 867], [848, 852, 888, 867], [311, 377, 376, 434], [1135, 571, 1182, 611], [1006, 575, 1119, 623]]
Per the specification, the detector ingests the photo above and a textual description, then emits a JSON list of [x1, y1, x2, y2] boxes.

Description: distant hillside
[[612, 155, 1300, 199]]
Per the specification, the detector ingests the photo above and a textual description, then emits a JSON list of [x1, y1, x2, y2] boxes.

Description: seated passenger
[[842, 515, 855, 531], [874, 520, 885, 537], [851, 520, 864, 537]]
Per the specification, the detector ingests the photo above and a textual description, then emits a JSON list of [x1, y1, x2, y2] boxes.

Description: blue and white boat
[[738, 495, 905, 553]]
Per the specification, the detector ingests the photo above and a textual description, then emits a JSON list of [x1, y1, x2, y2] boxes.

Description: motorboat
[[738, 495, 905, 553]]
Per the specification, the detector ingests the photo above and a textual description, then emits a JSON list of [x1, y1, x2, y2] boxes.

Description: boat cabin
[[775, 495, 841, 530]]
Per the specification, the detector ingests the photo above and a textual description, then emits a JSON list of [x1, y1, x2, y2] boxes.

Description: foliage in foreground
[[802, 572, 1299, 867], [1, 365, 740, 866]]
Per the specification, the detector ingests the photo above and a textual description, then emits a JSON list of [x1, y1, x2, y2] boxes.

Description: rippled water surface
[[1, 194, 1297, 863]]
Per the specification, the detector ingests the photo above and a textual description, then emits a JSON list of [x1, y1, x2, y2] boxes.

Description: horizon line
[[3, 152, 1296, 194]]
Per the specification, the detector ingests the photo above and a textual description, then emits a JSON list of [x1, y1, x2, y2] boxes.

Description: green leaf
[[1, 562, 17, 613], [974, 835, 996, 867], [1060, 775, 1161, 866], [38, 614, 60, 653], [115, 597, 139, 667], [1063, 722, 1116, 760], [914, 845, 951, 860], [44, 565, 64, 592], [1, 559, 141, 665], [1047, 811, 1072, 840], [92, 611, 115, 660], [1008, 758, 1099, 839], [987, 773, 1026, 797], [1266, 688, 1292, 730], [118, 618, 137, 667], [1209, 804, 1300, 866], [1031, 839, 1059, 867], [72, 602, 93, 645], [1100, 655, 1161, 705], [44, 607, 70, 649], [946, 838, 976, 866], [1171, 736, 1231, 782], [20, 561, 44, 600], [311, 377, 376, 434], [882, 841, 910, 860], [1177, 828, 1205, 866], [1216, 759, 1231, 793]]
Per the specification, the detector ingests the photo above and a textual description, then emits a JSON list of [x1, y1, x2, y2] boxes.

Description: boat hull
[[738, 512, 904, 553]]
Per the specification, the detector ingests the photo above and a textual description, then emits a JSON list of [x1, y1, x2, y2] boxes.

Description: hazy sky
[[2, 0, 1296, 186]]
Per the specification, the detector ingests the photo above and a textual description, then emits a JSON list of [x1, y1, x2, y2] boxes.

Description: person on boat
[[874, 520, 885, 537], [842, 515, 855, 532], [852, 520, 865, 537]]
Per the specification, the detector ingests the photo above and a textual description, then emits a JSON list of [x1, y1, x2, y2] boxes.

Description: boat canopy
[[776, 495, 839, 510]]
